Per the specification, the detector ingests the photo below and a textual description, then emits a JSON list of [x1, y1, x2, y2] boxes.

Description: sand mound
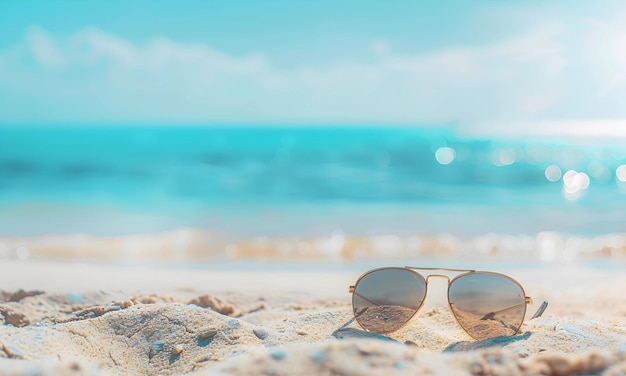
[[1, 288, 626, 375], [208, 340, 626, 376]]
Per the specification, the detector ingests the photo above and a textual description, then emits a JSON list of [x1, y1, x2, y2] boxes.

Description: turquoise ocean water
[[1, 126, 625, 240]]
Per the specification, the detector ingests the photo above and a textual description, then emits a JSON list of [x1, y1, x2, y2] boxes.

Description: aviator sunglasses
[[349, 267, 548, 340]]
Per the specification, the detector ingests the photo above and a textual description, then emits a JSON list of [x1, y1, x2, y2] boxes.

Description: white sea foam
[[1, 229, 625, 264]]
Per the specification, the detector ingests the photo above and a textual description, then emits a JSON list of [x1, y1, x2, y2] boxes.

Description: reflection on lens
[[352, 268, 426, 334], [448, 272, 526, 340]]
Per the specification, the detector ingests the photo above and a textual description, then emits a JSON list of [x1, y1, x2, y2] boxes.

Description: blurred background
[[1, 1, 626, 264]]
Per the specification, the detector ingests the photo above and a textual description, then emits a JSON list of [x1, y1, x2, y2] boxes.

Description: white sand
[[1, 260, 626, 375]]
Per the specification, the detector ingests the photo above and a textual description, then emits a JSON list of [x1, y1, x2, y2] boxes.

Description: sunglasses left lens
[[352, 268, 426, 334]]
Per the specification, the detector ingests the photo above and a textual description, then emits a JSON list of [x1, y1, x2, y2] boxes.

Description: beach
[[4, 0, 626, 373], [1, 247, 626, 375], [2, 128, 626, 375]]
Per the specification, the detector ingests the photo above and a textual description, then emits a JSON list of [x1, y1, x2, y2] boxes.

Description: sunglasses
[[349, 267, 548, 340]]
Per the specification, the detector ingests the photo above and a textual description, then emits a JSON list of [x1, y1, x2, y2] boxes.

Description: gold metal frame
[[349, 266, 544, 340]]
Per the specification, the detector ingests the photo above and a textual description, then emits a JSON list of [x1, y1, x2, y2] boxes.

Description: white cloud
[[580, 17, 626, 98], [72, 28, 136, 65], [473, 119, 626, 140], [370, 38, 391, 56], [540, 119, 626, 138], [0, 23, 623, 132], [25, 26, 65, 68]]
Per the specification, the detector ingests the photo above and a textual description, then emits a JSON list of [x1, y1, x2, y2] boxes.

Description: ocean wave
[[1, 229, 626, 264]]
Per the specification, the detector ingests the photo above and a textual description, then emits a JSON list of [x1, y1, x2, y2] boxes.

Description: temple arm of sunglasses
[[350, 286, 548, 320], [476, 300, 548, 321], [530, 301, 548, 319], [351, 291, 383, 307], [478, 302, 527, 320]]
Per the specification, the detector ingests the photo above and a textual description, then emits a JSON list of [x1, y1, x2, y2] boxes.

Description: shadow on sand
[[444, 332, 532, 352], [331, 317, 533, 351], [331, 317, 400, 343]]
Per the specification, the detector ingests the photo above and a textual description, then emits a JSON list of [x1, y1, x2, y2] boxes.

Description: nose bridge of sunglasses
[[422, 274, 452, 307], [425, 274, 451, 283]]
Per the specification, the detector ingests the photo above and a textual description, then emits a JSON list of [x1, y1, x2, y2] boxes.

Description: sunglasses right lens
[[352, 268, 426, 334], [448, 272, 527, 340]]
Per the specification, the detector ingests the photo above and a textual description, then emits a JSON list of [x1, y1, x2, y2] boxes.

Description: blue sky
[[1, 1, 625, 137]]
